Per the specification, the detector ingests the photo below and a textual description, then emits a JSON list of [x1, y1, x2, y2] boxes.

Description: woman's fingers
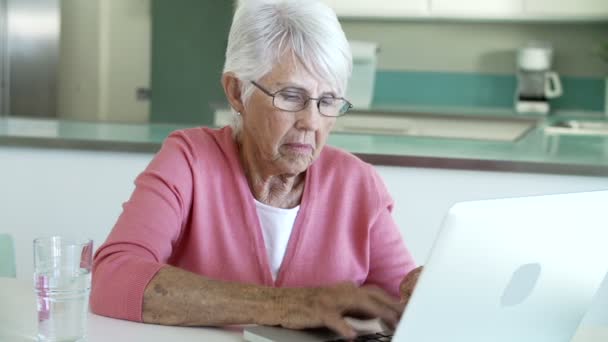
[[344, 296, 399, 325], [342, 288, 401, 328], [400, 266, 423, 303], [277, 283, 404, 338], [323, 313, 357, 339], [363, 285, 405, 316]]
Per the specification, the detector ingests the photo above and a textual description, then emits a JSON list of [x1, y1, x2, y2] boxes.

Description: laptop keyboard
[[326, 331, 393, 342]]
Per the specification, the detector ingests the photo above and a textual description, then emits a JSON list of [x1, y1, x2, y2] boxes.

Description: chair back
[[0, 234, 16, 278]]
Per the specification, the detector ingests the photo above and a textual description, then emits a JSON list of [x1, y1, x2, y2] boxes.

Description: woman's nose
[[295, 101, 321, 131]]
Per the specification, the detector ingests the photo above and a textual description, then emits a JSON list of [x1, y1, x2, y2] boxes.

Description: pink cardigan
[[90, 126, 416, 322]]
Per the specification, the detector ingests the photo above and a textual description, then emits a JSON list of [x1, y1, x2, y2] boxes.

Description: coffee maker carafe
[[515, 42, 562, 114]]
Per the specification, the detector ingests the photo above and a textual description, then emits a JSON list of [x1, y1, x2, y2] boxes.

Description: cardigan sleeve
[[363, 166, 417, 299], [90, 132, 196, 322], [364, 207, 416, 299]]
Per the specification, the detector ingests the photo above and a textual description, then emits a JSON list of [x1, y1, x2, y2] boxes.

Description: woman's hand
[[399, 266, 424, 306], [270, 282, 405, 339]]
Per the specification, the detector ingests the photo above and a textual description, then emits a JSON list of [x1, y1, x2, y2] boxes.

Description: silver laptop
[[244, 190, 608, 342]]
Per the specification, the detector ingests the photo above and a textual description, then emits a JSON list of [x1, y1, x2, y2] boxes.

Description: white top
[[254, 199, 300, 281]]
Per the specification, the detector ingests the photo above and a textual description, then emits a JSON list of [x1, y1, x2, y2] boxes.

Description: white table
[[0, 277, 242, 342], [1, 277, 608, 342]]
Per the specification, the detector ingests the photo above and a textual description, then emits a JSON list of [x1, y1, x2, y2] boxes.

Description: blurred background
[[0, 0, 607, 126]]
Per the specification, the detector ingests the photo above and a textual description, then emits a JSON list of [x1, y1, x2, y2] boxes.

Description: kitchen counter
[[1, 108, 607, 176]]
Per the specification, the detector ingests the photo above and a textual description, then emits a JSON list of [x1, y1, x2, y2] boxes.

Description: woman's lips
[[283, 143, 314, 153]]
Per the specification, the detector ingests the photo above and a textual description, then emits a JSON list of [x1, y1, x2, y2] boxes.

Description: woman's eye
[[279, 92, 304, 102], [319, 97, 337, 106]]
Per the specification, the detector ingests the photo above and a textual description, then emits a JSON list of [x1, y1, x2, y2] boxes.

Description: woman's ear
[[222, 73, 245, 114]]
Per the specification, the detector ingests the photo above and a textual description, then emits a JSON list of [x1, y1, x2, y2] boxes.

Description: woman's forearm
[[142, 265, 282, 326], [143, 265, 407, 337]]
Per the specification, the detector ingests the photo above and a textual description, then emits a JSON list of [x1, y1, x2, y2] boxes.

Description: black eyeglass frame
[[250, 81, 353, 117]]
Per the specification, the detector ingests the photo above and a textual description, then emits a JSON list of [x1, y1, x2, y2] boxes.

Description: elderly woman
[[90, 0, 421, 338]]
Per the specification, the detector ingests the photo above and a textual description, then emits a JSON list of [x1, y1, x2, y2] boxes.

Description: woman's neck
[[238, 140, 305, 209]]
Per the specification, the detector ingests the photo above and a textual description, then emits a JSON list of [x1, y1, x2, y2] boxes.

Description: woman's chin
[[277, 155, 313, 174]]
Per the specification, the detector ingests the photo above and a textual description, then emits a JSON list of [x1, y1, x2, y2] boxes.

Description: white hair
[[223, 0, 352, 135]]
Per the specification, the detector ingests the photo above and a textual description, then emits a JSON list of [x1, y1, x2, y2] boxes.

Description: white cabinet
[[323, 0, 608, 21], [430, 0, 524, 18], [525, 0, 608, 19], [321, 0, 428, 18]]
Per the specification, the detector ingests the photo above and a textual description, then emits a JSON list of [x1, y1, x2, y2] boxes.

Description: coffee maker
[[515, 42, 563, 114]]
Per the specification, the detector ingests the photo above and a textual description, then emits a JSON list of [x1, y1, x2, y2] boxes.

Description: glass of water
[[33, 237, 93, 342]]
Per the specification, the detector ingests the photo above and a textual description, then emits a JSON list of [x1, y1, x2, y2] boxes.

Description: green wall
[[372, 71, 604, 111], [150, 0, 233, 124]]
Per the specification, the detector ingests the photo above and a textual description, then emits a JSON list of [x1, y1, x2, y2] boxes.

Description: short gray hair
[[223, 0, 352, 135]]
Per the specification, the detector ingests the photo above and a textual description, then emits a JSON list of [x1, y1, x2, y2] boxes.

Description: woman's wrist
[[256, 286, 307, 327], [255, 287, 288, 326]]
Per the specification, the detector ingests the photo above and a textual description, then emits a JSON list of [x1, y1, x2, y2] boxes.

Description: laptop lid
[[395, 190, 608, 342]]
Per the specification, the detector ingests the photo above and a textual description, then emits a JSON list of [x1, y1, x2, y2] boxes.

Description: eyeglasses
[[251, 81, 352, 117]]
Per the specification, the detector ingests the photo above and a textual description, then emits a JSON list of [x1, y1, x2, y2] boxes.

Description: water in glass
[[33, 237, 93, 342]]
